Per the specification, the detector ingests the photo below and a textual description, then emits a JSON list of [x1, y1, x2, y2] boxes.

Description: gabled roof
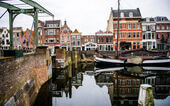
[[72, 29, 79, 33], [112, 8, 141, 18]]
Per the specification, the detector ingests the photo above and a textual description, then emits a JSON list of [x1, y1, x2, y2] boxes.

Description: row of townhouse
[[1, 8, 169, 52], [0, 27, 35, 51], [106, 8, 170, 51]]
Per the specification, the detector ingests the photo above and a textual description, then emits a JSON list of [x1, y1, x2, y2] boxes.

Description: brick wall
[[0, 48, 51, 105]]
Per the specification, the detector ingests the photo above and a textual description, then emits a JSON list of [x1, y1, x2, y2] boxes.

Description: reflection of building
[[143, 75, 170, 99], [72, 72, 83, 89], [95, 72, 113, 87], [110, 72, 142, 106]]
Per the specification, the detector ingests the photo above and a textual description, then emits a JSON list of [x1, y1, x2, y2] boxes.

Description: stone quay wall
[[0, 47, 52, 106]]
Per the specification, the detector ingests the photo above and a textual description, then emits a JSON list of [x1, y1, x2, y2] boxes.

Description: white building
[[142, 18, 157, 50], [0, 28, 10, 50]]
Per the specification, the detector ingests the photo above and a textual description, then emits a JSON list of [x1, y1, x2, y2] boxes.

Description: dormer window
[[129, 12, 133, 17], [120, 12, 124, 17], [146, 18, 150, 22]]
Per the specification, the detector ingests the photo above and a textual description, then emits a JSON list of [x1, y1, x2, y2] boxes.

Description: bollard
[[138, 84, 154, 106]]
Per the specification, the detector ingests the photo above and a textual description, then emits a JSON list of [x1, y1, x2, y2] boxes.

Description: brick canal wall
[[0, 47, 52, 106]]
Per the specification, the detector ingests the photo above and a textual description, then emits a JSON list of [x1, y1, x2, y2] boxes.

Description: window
[[152, 33, 155, 39], [137, 42, 140, 48], [77, 41, 80, 45], [162, 24, 165, 30], [67, 35, 70, 40], [157, 33, 160, 39], [48, 29, 55, 35], [123, 24, 125, 29], [168, 33, 170, 39], [133, 42, 136, 49], [120, 24, 122, 29], [129, 12, 133, 17], [167, 25, 170, 30], [62, 35, 64, 41], [72, 35, 75, 39], [133, 32, 136, 38], [128, 32, 131, 38], [128, 24, 131, 29], [137, 32, 140, 38], [6, 34, 8, 37], [77, 35, 80, 39], [72, 41, 75, 45], [157, 25, 160, 30], [133, 24, 136, 29], [142, 26, 146, 31], [115, 24, 118, 29], [6, 39, 10, 44], [137, 24, 140, 29], [152, 25, 155, 31], [17, 33, 19, 37], [120, 12, 124, 17]]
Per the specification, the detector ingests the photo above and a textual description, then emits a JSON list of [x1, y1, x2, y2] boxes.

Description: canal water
[[34, 64, 170, 106]]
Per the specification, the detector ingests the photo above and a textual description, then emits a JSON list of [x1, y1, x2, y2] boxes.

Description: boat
[[94, 56, 170, 67], [94, 56, 125, 67]]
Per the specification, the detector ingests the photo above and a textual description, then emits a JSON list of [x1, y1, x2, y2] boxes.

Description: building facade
[[38, 20, 45, 45], [13, 27, 23, 50], [0, 28, 10, 50], [22, 29, 35, 51], [81, 35, 97, 51], [71, 29, 82, 51], [107, 8, 142, 51], [60, 21, 72, 51], [141, 18, 156, 50], [44, 20, 61, 47], [95, 31, 113, 51], [155, 16, 170, 50]]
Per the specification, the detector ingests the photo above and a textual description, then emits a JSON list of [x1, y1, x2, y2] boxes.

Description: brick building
[[81, 35, 97, 51], [60, 21, 72, 50], [155, 16, 170, 50], [95, 30, 113, 51], [13, 27, 23, 50], [44, 20, 61, 47], [107, 8, 142, 51], [71, 29, 82, 51], [22, 29, 35, 51], [38, 20, 45, 45], [141, 18, 156, 50]]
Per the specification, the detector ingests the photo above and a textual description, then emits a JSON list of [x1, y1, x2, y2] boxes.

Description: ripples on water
[[34, 64, 170, 106]]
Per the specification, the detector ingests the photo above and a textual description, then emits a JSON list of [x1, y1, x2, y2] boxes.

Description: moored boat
[[94, 56, 170, 67]]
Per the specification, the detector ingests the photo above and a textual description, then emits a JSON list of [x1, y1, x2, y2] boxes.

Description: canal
[[34, 64, 170, 106]]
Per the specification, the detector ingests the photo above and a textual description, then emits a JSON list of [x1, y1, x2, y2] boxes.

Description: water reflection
[[34, 64, 170, 106]]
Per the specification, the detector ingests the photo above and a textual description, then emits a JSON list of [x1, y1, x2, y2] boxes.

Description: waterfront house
[[60, 21, 72, 51], [44, 20, 61, 48], [13, 27, 23, 50], [71, 29, 82, 51], [0, 27, 10, 50], [95, 30, 113, 51], [155, 16, 170, 50], [141, 18, 156, 50], [38, 20, 45, 45], [107, 8, 142, 51]]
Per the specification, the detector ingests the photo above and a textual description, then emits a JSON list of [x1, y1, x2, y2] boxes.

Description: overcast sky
[[0, 0, 170, 34]]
